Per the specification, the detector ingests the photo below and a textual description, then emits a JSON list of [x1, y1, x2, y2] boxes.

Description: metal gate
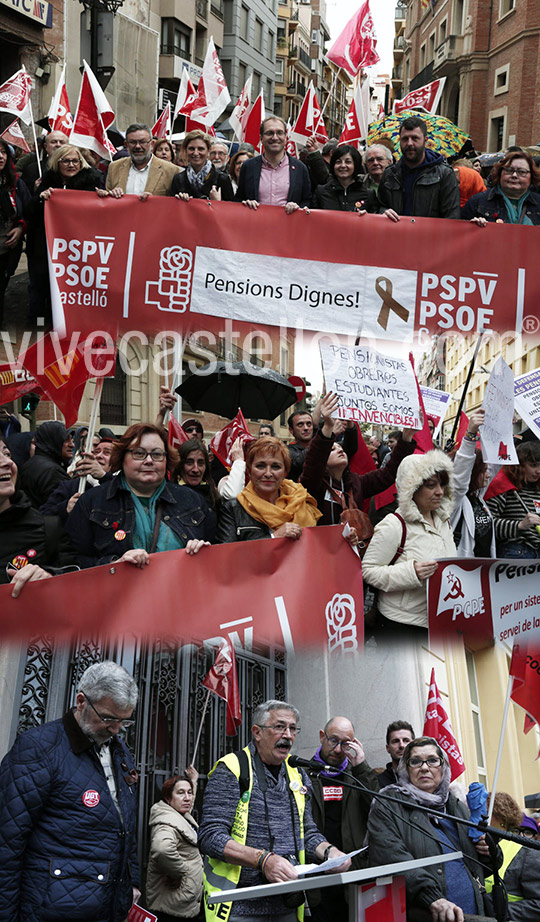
[[11, 634, 287, 869]]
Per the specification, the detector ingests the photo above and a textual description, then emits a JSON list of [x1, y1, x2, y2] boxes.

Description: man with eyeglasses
[[199, 699, 351, 922], [236, 116, 311, 213], [0, 660, 141, 922], [307, 717, 379, 921], [105, 122, 179, 198]]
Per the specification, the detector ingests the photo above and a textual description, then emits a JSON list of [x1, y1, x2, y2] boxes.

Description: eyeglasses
[[184, 427, 203, 435], [260, 723, 300, 734], [408, 757, 443, 768], [501, 166, 530, 177], [127, 138, 151, 147], [324, 732, 353, 750], [126, 448, 167, 461], [84, 694, 135, 728], [263, 130, 286, 138], [60, 158, 81, 166], [511, 827, 537, 838]]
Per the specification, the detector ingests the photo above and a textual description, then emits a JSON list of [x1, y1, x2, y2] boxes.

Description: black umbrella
[[176, 361, 298, 420]]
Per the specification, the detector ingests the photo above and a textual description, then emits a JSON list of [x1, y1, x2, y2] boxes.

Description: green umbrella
[[367, 110, 470, 158]]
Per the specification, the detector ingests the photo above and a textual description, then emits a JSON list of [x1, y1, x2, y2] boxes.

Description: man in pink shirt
[[236, 116, 311, 212]]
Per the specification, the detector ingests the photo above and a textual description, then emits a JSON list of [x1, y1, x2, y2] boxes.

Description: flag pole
[[448, 329, 485, 446], [28, 96, 42, 180], [319, 67, 342, 120], [487, 670, 514, 824], [191, 687, 212, 766], [77, 376, 104, 494]]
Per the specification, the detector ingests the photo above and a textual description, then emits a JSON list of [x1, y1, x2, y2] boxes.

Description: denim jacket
[[66, 475, 215, 568]]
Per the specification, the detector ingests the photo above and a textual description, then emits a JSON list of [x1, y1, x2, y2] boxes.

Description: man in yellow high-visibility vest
[[198, 699, 351, 922]]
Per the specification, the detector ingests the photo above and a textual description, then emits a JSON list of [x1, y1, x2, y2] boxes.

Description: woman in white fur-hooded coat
[[362, 450, 457, 632]]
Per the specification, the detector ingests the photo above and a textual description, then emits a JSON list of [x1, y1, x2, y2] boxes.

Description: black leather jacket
[[215, 500, 272, 543]]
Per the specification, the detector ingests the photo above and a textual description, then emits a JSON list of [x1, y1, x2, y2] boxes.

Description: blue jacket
[[0, 710, 139, 922], [65, 474, 215, 568], [235, 153, 311, 207]]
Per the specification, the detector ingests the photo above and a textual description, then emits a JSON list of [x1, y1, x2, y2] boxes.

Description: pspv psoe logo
[[145, 246, 193, 313], [436, 565, 485, 622], [325, 593, 358, 653]]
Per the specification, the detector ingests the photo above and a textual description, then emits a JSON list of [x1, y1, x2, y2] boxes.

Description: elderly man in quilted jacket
[[0, 660, 140, 922]]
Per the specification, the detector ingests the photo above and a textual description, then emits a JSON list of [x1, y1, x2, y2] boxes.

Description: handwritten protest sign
[[420, 385, 452, 438], [320, 342, 421, 428], [514, 367, 540, 440], [480, 356, 518, 464]]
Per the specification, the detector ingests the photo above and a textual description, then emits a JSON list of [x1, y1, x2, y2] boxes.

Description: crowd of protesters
[[1, 114, 540, 320]]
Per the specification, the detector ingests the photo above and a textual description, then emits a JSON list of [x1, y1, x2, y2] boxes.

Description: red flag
[[510, 638, 540, 729], [168, 416, 189, 450], [349, 425, 376, 512], [185, 38, 231, 128], [0, 68, 32, 125], [524, 713, 537, 734], [339, 77, 370, 149], [454, 411, 469, 450], [409, 353, 434, 453], [394, 78, 446, 116], [47, 64, 73, 134], [18, 332, 116, 428], [202, 638, 241, 736], [327, 2, 380, 76], [0, 362, 40, 404], [286, 120, 298, 157], [0, 118, 30, 153], [423, 668, 465, 781], [152, 102, 171, 139], [70, 61, 116, 161], [210, 409, 255, 470], [243, 91, 265, 151], [229, 75, 252, 141], [289, 81, 328, 146]]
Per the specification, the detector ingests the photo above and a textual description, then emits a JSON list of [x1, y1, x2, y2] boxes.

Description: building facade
[[402, 0, 540, 150], [220, 0, 277, 118]]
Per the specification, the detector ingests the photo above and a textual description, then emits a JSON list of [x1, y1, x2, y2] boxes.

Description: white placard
[[480, 356, 518, 464], [514, 367, 540, 440], [320, 342, 421, 428], [419, 386, 452, 438]]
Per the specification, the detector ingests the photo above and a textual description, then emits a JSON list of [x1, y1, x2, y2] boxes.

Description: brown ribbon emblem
[[375, 277, 410, 331]]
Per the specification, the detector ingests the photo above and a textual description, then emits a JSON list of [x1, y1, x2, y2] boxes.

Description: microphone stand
[[302, 762, 540, 922]]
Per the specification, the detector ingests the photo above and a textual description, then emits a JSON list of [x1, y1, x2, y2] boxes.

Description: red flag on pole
[[423, 668, 465, 781], [510, 638, 540, 729], [243, 91, 265, 151], [0, 362, 40, 404], [229, 75, 252, 141], [0, 117, 30, 153], [70, 61, 116, 161], [394, 78, 446, 115], [289, 81, 328, 147], [152, 102, 171, 139], [327, 2, 380, 76], [210, 410, 255, 470], [0, 68, 32, 124], [18, 332, 116, 428], [168, 416, 189, 450], [47, 64, 73, 134], [185, 37, 231, 128], [339, 77, 370, 149], [202, 638, 241, 736]]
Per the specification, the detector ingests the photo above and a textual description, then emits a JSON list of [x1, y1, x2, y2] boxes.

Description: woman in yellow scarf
[[216, 437, 321, 543]]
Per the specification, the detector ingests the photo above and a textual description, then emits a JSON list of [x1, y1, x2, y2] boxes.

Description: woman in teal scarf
[[462, 150, 540, 226], [66, 424, 214, 569]]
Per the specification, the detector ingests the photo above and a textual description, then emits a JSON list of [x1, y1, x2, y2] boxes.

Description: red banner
[[428, 557, 540, 650], [423, 668, 465, 780], [0, 526, 363, 647], [394, 78, 446, 115], [45, 193, 539, 347]]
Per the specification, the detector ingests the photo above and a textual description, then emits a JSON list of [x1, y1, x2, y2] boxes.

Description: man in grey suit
[[105, 123, 178, 198]]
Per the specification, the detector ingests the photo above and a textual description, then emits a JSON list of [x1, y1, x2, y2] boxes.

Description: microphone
[[288, 755, 331, 772]]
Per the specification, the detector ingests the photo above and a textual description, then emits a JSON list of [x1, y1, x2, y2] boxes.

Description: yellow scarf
[[237, 479, 322, 530]]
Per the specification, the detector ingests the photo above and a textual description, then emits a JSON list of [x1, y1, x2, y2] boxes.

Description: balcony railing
[[211, 0, 223, 17], [196, 0, 207, 20]]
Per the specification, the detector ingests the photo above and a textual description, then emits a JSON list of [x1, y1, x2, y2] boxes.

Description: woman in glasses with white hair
[[368, 737, 494, 922]]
